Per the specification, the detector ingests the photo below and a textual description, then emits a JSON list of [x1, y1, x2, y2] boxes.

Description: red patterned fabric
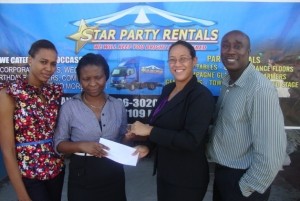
[[0, 77, 64, 180]]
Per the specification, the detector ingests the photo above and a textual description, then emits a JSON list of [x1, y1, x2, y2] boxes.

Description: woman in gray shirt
[[54, 53, 128, 201]]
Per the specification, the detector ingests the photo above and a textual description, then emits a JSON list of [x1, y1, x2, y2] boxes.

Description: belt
[[215, 163, 247, 171], [16, 139, 52, 147], [215, 163, 230, 169], [74, 152, 93, 156]]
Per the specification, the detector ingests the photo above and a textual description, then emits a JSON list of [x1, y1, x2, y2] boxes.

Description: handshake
[[124, 121, 153, 159]]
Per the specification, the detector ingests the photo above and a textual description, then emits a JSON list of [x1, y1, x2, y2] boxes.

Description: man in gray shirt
[[207, 30, 287, 201]]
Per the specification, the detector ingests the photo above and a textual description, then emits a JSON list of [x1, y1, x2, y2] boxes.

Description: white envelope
[[99, 138, 139, 166]]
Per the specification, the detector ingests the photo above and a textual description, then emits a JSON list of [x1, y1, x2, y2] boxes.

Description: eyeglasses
[[168, 57, 192, 65]]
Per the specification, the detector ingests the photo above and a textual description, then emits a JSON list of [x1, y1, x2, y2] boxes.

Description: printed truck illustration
[[110, 56, 164, 91]]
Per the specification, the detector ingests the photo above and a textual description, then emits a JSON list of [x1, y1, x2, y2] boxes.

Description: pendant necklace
[[83, 94, 105, 110]]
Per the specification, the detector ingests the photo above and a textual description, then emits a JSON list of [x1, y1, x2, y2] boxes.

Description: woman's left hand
[[133, 145, 150, 159], [131, 121, 153, 136]]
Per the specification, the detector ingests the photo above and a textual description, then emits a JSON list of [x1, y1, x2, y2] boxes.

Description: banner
[[0, 1, 300, 127]]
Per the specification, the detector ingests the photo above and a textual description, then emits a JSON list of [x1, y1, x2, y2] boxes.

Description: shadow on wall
[[0, 152, 7, 181]]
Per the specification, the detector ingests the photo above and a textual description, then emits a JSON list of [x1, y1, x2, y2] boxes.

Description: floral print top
[[0, 77, 64, 180]]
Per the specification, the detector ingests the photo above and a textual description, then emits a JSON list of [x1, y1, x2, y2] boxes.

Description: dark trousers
[[22, 169, 65, 201], [213, 164, 271, 201], [68, 154, 127, 201], [157, 176, 208, 201]]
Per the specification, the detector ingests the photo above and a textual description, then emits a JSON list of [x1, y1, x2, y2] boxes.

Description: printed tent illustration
[[72, 4, 216, 27]]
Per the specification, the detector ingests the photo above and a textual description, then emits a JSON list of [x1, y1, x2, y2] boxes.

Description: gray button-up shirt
[[207, 63, 287, 196], [54, 93, 127, 153]]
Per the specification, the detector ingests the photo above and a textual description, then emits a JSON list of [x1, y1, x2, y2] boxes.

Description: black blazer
[[149, 75, 215, 188]]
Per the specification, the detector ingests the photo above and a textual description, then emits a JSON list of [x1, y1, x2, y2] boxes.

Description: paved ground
[[1, 150, 300, 201]]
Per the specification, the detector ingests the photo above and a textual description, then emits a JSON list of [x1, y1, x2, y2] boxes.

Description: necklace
[[83, 94, 105, 110]]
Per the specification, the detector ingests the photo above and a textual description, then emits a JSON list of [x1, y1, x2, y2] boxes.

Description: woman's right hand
[[131, 121, 153, 137]]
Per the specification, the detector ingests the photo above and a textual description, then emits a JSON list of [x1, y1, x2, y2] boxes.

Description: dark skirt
[[68, 154, 127, 201]]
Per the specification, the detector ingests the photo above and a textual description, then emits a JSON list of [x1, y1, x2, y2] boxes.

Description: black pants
[[22, 169, 65, 201], [68, 154, 127, 201], [213, 164, 271, 201], [157, 176, 208, 201]]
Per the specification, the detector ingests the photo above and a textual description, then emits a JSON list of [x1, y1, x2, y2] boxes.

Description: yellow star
[[68, 19, 98, 53]]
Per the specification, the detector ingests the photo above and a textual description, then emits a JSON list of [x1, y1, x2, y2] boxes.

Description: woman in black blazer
[[131, 40, 215, 201]]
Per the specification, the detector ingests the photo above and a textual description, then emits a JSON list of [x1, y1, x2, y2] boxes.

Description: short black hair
[[168, 40, 196, 58], [76, 53, 110, 81], [222, 30, 251, 50], [28, 39, 57, 58]]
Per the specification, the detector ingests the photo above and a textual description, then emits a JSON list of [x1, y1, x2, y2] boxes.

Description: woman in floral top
[[0, 40, 65, 201]]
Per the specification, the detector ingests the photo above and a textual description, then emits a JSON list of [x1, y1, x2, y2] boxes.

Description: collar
[[73, 93, 111, 102], [222, 63, 255, 88]]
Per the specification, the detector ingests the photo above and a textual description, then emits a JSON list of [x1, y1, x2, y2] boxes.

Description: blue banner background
[[1, 2, 300, 125]]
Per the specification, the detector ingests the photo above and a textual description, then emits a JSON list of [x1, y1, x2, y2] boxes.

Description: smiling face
[[221, 31, 250, 74], [28, 48, 57, 87], [79, 64, 107, 97], [168, 44, 197, 85]]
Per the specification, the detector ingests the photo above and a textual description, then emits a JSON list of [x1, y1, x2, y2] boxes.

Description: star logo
[[68, 19, 98, 53]]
